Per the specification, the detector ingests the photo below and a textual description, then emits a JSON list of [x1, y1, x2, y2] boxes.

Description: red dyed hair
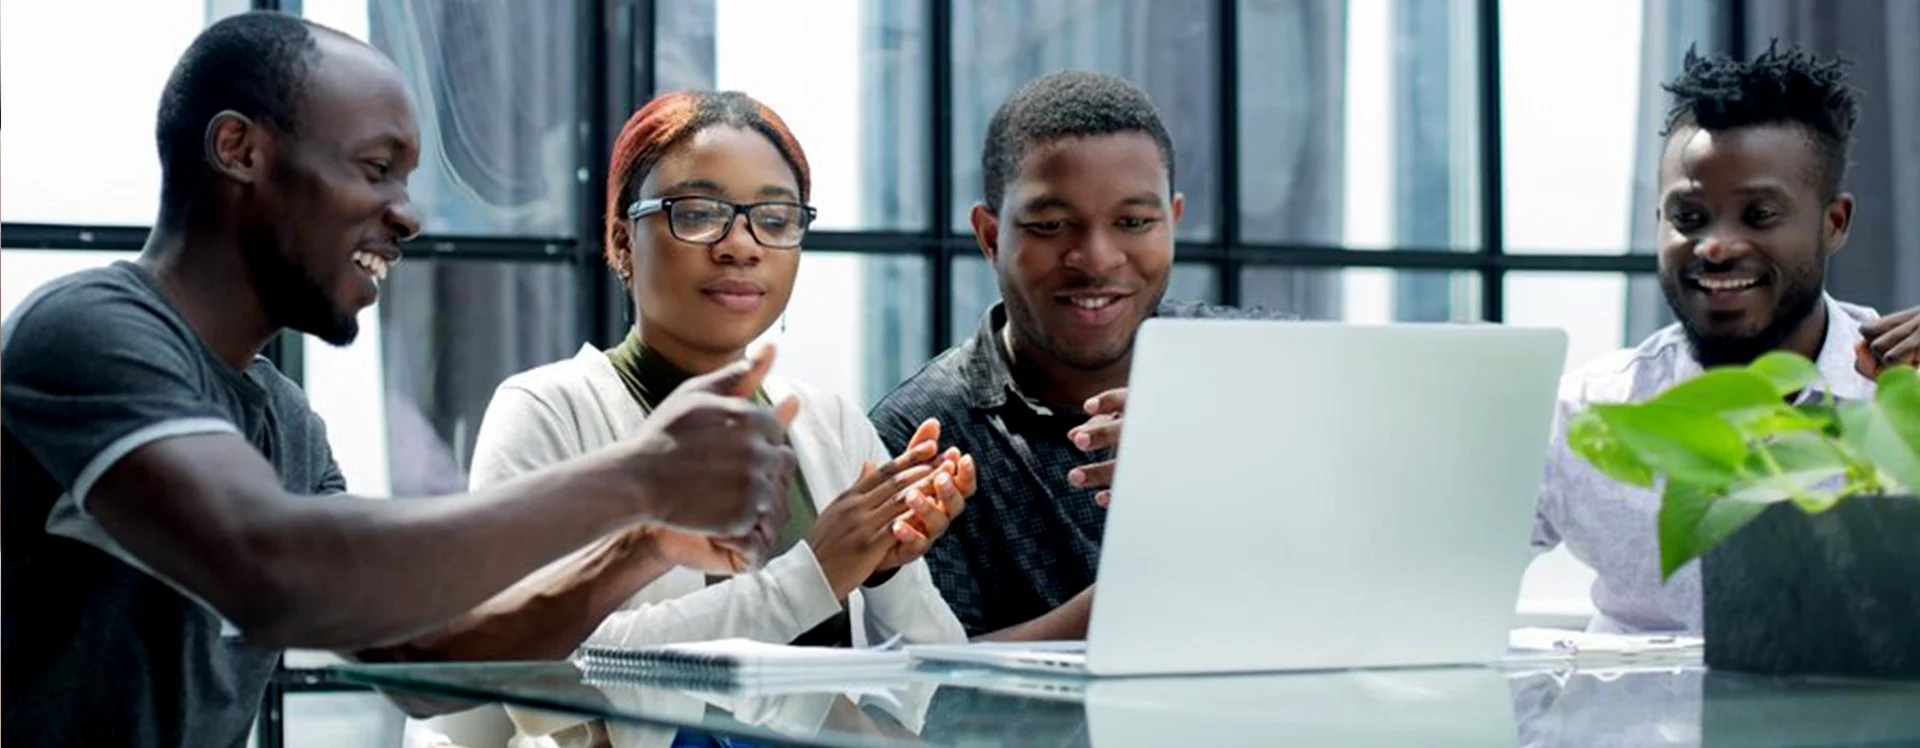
[[604, 90, 811, 282]]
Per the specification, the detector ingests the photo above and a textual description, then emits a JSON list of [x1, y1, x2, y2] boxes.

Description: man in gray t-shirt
[[2, 262, 346, 745], [2, 13, 798, 748]]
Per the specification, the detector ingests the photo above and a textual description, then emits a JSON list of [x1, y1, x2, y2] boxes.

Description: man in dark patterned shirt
[[870, 71, 1284, 639]]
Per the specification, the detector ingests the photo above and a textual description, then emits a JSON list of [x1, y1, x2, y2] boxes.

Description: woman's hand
[[806, 438, 942, 599], [873, 449, 975, 573], [868, 419, 977, 575]]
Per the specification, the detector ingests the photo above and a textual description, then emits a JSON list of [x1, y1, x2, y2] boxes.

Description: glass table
[[319, 652, 1920, 747]]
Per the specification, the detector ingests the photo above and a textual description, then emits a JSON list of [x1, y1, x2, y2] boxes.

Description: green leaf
[[1757, 430, 1850, 474], [1725, 471, 1845, 511], [1658, 482, 1770, 579], [1748, 351, 1822, 398], [1651, 370, 1783, 415], [1736, 431, 1856, 511], [1595, 403, 1750, 487], [1841, 367, 1920, 495], [1729, 405, 1826, 438], [1566, 409, 1656, 488], [1796, 403, 1842, 436]]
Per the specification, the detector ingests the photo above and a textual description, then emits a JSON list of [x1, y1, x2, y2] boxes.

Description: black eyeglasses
[[627, 196, 817, 249]]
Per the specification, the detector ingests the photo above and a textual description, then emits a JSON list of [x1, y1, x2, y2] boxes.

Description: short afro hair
[[1660, 40, 1860, 197], [979, 70, 1175, 211], [154, 11, 324, 218]]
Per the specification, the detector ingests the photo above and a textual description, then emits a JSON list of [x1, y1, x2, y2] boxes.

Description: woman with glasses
[[509, 89, 971, 644], [404, 90, 972, 747]]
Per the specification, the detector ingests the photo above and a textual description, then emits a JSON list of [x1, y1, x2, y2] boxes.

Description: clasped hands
[[641, 418, 976, 599]]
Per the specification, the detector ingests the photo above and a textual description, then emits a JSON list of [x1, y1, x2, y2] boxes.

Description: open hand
[[1857, 307, 1920, 379], [623, 345, 800, 548], [808, 438, 942, 599], [1065, 388, 1126, 507], [873, 426, 976, 572]]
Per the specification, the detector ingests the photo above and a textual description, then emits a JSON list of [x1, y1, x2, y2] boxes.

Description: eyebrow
[[1661, 182, 1793, 203], [655, 179, 799, 202], [353, 132, 417, 155], [1015, 193, 1166, 214], [658, 178, 726, 195], [755, 184, 799, 201], [1013, 195, 1073, 215], [1733, 183, 1791, 200]]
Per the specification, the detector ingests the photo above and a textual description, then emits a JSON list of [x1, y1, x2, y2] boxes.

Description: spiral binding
[[572, 645, 741, 689]]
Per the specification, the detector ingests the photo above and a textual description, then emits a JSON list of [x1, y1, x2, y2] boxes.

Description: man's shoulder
[[871, 342, 977, 424], [1830, 297, 1881, 328], [1559, 324, 1689, 406], [1157, 299, 1296, 321], [4, 263, 160, 333], [3, 263, 190, 366]]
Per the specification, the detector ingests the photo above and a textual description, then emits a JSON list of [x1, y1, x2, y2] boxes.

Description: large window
[[951, 0, 1220, 241], [652, 0, 938, 405], [17, 0, 1913, 740], [1, 1, 246, 226], [280, 0, 591, 498], [1239, 0, 1481, 252]]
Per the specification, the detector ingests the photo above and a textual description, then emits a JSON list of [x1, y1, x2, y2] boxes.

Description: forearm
[[248, 461, 648, 649], [95, 437, 651, 651], [353, 529, 676, 663], [973, 587, 1093, 642]]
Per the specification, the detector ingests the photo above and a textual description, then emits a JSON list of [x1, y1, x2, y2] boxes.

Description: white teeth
[[1069, 296, 1115, 309], [1697, 277, 1757, 291], [352, 251, 390, 282]]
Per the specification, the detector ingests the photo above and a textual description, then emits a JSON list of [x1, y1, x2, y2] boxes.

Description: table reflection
[[343, 658, 1920, 748]]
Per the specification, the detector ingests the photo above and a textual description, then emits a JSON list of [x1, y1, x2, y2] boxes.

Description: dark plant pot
[[1703, 495, 1920, 679]]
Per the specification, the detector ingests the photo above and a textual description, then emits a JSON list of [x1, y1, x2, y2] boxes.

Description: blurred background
[[3, 0, 1916, 744]]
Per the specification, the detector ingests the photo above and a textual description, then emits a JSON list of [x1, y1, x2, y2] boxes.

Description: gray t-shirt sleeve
[[1, 276, 240, 508], [297, 406, 349, 495]]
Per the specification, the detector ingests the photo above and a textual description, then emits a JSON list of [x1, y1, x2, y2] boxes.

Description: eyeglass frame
[[626, 195, 818, 249]]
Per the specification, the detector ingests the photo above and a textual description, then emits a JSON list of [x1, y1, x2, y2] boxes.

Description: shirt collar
[[958, 303, 1025, 412], [963, 301, 1184, 416], [1664, 293, 1876, 402]]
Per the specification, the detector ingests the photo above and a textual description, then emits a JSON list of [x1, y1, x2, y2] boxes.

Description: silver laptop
[[911, 319, 1567, 677]]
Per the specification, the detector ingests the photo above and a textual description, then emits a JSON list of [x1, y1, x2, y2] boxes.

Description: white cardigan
[[471, 344, 966, 649], [404, 345, 961, 748]]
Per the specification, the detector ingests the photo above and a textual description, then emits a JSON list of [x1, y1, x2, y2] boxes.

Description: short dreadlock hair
[[1660, 41, 1860, 198], [980, 70, 1175, 212]]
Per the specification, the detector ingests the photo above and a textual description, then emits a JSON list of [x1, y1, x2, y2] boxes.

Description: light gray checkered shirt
[[1532, 294, 1882, 634]]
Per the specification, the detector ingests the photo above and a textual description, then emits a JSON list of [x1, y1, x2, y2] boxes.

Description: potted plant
[[1567, 352, 1920, 678]]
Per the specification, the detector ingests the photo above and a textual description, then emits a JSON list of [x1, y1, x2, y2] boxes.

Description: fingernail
[[1074, 433, 1091, 449], [1068, 469, 1085, 486], [1085, 398, 1099, 413]]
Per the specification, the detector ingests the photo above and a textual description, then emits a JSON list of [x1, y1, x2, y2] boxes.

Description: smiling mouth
[[1051, 291, 1134, 327], [1689, 274, 1765, 293], [352, 250, 392, 282], [1065, 295, 1121, 310]]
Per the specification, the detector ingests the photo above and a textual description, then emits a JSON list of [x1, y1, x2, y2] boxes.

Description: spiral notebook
[[574, 638, 911, 689]]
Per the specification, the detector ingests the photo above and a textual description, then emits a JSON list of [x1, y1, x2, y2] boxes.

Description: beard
[[239, 218, 360, 347], [1000, 274, 1170, 371], [1664, 244, 1826, 369]]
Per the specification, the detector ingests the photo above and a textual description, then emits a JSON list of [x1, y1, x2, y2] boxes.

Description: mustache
[[1054, 276, 1136, 295], [1681, 259, 1771, 278]]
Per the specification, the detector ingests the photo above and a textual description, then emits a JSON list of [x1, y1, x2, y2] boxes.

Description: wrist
[[613, 525, 662, 565], [816, 551, 869, 601], [596, 447, 663, 526]]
